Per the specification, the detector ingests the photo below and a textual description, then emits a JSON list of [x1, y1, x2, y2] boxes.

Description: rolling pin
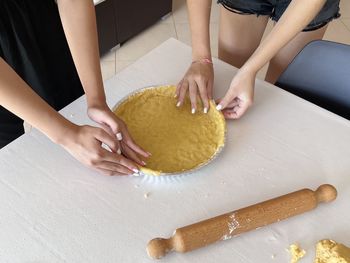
[[147, 184, 337, 259]]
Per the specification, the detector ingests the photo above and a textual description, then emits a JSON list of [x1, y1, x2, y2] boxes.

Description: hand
[[176, 59, 214, 114], [61, 124, 140, 176], [216, 67, 255, 119], [87, 103, 150, 166]]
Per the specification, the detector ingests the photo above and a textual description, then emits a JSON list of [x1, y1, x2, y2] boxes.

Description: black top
[[0, 0, 84, 147]]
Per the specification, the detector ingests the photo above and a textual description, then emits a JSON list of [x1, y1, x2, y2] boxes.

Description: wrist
[[240, 62, 260, 75], [86, 95, 107, 109], [50, 117, 79, 146], [192, 58, 213, 65], [192, 48, 211, 62], [83, 82, 107, 109]]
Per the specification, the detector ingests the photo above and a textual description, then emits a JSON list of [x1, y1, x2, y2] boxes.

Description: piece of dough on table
[[288, 243, 306, 263], [315, 240, 350, 263]]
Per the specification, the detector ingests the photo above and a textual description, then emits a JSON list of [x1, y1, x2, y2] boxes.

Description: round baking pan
[[113, 85, 227, 176]]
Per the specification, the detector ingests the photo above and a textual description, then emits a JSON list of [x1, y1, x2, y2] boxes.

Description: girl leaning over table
[[176, 0, 340, 118], [0, 0, 150, 175]]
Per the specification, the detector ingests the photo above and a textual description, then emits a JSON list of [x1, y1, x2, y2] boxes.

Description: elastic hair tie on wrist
[[192, 58, 213, 65]]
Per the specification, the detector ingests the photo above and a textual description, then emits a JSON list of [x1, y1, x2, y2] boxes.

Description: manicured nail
[[116, 132, 123, 141], [147, 152, 152, 156], [216, 104, 223, 111], [174, 93, 178, 98], [132, 168, 139, 173], [191, 108, 196, 114], [117, 148, 122, 155], [133, 172, 140, 177], [176, 101, 181, 107], [142, 161, 146, 166], [203, 107, 208, 114]]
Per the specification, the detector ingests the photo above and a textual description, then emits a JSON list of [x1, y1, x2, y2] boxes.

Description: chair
[[275, 40, 350, 120]]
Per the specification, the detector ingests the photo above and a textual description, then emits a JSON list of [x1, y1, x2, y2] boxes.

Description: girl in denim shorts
[[176, 0, 340, 119]]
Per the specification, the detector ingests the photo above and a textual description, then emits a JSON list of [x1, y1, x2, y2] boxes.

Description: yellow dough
[[288, 243, 306, 263], [314, 240, 350, 263], [113, 85, 226, 175]]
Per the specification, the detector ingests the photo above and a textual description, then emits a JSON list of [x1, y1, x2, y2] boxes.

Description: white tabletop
[[0, 38, 349, 263]]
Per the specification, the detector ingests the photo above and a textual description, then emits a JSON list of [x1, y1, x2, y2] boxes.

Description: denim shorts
[[217, 0, 340, 31]]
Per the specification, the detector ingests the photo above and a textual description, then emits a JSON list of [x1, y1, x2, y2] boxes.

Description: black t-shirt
[[0, 0, 84, 147]]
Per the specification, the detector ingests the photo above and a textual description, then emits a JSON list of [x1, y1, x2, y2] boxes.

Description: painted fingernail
[[191, 108, 196, 114], [117, 148, 122, 155], [147, 152, 152, 156], [216, 104, 223, 111], [116, 132, 123, 141], [176, 101, 181, 107], [174, 93, 178, 98], [132, 168, 139, 173], [203, 107, 208, 114], [142, 161, 146, 166]]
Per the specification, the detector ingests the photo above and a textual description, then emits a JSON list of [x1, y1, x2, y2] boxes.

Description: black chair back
[[276, 40, 350, 120]]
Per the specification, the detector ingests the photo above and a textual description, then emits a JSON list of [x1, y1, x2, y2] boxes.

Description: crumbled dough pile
[[114, 85, 226, 175], [288, 243, 306, 263], [314, 240, 350, 263], [288, 240, 350, 263]]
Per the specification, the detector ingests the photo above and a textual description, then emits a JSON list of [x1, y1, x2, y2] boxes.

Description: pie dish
[[113, 85, 226, 176]]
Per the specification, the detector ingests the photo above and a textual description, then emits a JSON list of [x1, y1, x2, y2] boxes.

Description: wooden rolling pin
[[147, 184, 337, 259]]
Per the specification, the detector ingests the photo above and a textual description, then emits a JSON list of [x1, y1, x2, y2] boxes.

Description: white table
[[0, 38, 349, 263]]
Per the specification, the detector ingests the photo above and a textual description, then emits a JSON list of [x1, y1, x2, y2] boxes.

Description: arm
[[0, 58, 138, 175], [176, 0, 214, 113], [56, 0, 149, 159], [188, 0, 212, 61], [0, 58, 73, 144], [218, 0, 327, 119], [243, 0, 327, 74], [56, 0, 104, 107]]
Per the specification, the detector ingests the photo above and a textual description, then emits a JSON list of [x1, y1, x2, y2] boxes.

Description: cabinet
[[95, 0, 172, 55]]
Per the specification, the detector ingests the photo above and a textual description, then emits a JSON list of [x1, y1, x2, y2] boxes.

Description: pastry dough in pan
[[113, 85, 226, 176]]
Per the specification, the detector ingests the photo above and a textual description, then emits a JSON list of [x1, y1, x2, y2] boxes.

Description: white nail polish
[[216, 104, 223, 111], [203, 107, 208, 114], [117, 148, 121, 155], [116, 132, 123, 141], [174, 93, 178, 98], [176, 101, 181, 107], [191, 108, 196, 114]]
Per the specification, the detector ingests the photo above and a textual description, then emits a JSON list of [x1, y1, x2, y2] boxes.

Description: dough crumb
[[144, 192, 150, 199], [288, 243, 306, 263], [314, 239, 350, 263]]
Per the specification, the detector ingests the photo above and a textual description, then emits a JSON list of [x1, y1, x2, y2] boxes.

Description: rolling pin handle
[[315, 184, 337, 203], [147, 237, 173, 260]]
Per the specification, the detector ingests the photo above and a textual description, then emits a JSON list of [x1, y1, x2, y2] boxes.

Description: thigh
[[218, 5, 269, 68], [265, 25, 327, 84]]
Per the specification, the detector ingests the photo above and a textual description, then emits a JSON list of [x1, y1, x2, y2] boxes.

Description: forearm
[[187, 0, 212, 60], [243, 0, 327, 73], [57, 0, 105, 108], [0, 58, 75, 144]]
